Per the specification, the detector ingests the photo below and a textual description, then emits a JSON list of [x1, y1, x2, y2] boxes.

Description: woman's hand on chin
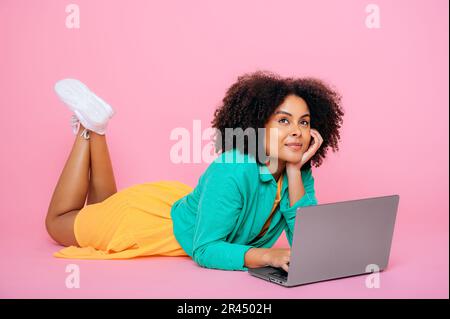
[[286, 129, 323, 172]]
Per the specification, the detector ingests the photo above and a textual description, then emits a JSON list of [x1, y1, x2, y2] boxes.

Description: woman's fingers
[[281, 254, 290, 272], [314, 129, 323, 145], [311, 129, 323, 148], [300, 130, 322, 167]]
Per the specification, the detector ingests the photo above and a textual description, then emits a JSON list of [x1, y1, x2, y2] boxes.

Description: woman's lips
[[285, 143, 303, 151]]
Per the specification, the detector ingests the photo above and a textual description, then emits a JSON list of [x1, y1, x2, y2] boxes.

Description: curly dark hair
[[211, 70, 345, 171]]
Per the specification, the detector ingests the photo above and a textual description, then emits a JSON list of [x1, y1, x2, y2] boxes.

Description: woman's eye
[[278, 118, 309, 126]]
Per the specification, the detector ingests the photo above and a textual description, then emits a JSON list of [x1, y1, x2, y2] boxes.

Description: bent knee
[[45, 211, 79, 247]]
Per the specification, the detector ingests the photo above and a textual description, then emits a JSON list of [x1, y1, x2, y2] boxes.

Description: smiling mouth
[[285, 143, 303, 151]]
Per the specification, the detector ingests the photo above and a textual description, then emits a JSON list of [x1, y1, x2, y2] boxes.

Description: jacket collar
[[258, 161, 290, 197], [232, 148, 289, 195], [258, 163, 274, 182]]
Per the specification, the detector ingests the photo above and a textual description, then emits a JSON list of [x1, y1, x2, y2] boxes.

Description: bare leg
[[46, 123, 118, 247], [86, 131, 117, 205], [46, 125, 90, 247]]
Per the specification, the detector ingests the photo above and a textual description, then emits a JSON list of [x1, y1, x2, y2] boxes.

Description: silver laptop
[[248, 194, 399, 287]]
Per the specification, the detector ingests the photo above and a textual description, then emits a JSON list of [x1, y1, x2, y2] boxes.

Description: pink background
[[0, 0, 448, 298]]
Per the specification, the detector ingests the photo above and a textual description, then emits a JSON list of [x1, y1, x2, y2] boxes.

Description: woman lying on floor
[[46, 70, 344, 272]]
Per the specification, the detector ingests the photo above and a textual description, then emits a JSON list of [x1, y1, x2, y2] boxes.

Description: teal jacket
[[170, 148, 318, 271]]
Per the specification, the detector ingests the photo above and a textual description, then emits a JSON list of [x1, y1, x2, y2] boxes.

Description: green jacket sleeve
[[192, 163, 254, 271], [280, 168, 318, 246]]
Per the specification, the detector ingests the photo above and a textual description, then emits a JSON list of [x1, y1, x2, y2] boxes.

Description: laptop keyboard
[[269, 269, 288, 281]]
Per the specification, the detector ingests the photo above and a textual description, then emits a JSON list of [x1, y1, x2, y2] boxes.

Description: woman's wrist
[[286, 166, 305, 206], [244, 247, 270, 268], [261, 249, 271, 266], [286, 165, 302, 176]]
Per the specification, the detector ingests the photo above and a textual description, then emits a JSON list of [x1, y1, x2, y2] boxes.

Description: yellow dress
[[53, 175, 284, 260], [53, 180, 193, 259]]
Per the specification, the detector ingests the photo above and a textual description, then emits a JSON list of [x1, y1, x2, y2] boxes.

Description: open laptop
[[248, 194, 400, 287]]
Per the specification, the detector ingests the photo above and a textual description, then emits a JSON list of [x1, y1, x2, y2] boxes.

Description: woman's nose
[[290, 126, 302, 136]]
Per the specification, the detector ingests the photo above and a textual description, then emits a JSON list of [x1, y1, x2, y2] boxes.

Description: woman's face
[[264, 94, 312, 164]]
